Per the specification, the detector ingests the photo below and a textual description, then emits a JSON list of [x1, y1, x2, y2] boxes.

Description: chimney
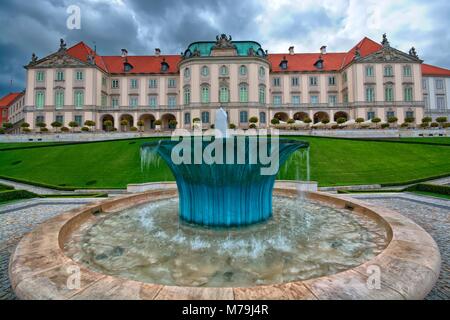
[[121, 49, 128, 58], [320, 46, 327, 55], [289, 46, 295, 55], [155, 48, 161, 56]]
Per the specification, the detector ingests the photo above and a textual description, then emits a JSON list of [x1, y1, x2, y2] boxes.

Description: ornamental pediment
[[358, 46, 422, 64], [27, 51, 89, 69]]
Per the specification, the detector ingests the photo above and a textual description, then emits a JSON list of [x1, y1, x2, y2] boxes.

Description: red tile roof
[[422, 63, 450, 77], [268, 53, 347, 72], [341, 37, 382, 69], [101, 55, 181, 74], [0, 92, 23, 107], [66, 42, 108, 72]]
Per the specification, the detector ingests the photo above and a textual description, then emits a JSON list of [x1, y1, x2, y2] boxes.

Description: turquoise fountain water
[[141, 109, 309, 227]]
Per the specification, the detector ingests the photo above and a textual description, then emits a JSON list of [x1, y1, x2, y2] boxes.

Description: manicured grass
[[0, 142, 65, 150], [0, 137, 449, 188], [388, 137, 450, 145]]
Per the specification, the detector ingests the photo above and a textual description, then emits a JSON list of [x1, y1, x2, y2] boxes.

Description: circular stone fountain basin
[[9, 184, 441, 300]]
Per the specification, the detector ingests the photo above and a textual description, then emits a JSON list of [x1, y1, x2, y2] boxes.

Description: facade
[[422, 64, 450, 120], [18, 34, 450, 131], [0, 92, 25, 129]]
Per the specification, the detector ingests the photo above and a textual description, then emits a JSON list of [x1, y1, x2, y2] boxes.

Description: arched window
[[201, 66, 209, 77], [184, 87, 191, 105], [220, 86, 229, 103], [240, 111, 248, 123], [184, 68, 190, 78], [220, 65, 228, 76], [259, 85, 266, 104], [184, 112, 191, 125], [239, 84, 248, 103], [201, 86, 210, 103], [259, 67, 265, 78], [239, 65, 247, 76], [201, 111, 210, 123], [259, 112, 266, 124]]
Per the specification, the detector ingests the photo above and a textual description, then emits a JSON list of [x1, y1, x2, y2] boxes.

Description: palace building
[[13, 34, 450, 131]]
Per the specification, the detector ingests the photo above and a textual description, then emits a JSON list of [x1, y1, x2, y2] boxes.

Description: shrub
[[336, 117, 347, 124], [22, 128, 31, 133], [0, 128, 5, 134], [137, 120, 144, 131], [210, 124, 215, 129], [271, 118, 280, 125], [387, 117, 398, 124], [21, 122, 30, 128], [2, 122, 13, 130], [249, 117, 258, 124], [103, 120, 113, 131], [303, 117, 312, 124], [130, 127, 138, 132], [68, 121, 79, 132], [436, 117, 448, 124], [406, 184, 450, 196], [331, 125, 339, 130], [360, 124, 370, 129], [420, 123, 429, 128], [422, 117, 432, 123], [405, 117, 415, 123], [0, 190, 37, 203], [229, 123, 236, 129], [192, 118, 201, 123], [321, 119, 330, 125], [400, 123, 409, 128], [36, 122, 47, 128], [430, 122, 439, 128], [249, 123, 257, 129], [120, 120, 129, 126], [169, 119, 178, 126], [371, 117, 381, 124], [84, 120, 96, 128], [443, 123, 450, 128], [381, 123, 390, 129], [287, 118, 295, 124], [112, 128, 118, 132], [51, 121, 62, 132], [81, 127, 90, 132], [154, 120, 162, 126], [61, 127, 70, 133], [40, 127, 49, 132], [356, 118, 365, 124]]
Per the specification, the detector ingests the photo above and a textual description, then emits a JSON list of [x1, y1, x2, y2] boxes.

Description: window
[[36, 116, 44, 125], [168, 79, 177, 88], [437, 96, 446, 110], [343, 93, 349, 103], [404, 87, 413, 102], [239, 84, 248, 103], [386, 111, 395, 119], [130, 79, 138, 89], [184, 87, 191, 105], [273, 78, 281, 87], [75, 71, 83, 81], [219, 87, 229, 103], [184, 68, 190, 78], [309, 77, 318, 86], [239, 65, 247, 76], [435, 79, 444, 90], [273, 95, 282, 105], [201, 66, 209, 77], [201, 86, 210, 103], [328, 95, 337, 105], [74, 115, 83, 127], [35, 91, 45, 109], [405, 111, 414, 119], [292, 77, 299, 86], [342, 72, 347, 83], [102, 77, 107, 86], [184, 112, 191, 125], [129, 96, 138, 107], [328, 76, 336, 86], [260, 112, 266, 124], [292, 95, 301, 105], [149, 79, 158, 88], [36, 71, 45, 82], [149, 95, 157, 108], [384, 66, 393, 77], [56, 71, 64, 81], [310, 95, 319, 104], [259, 86, 266, 104], [112, 97, 119, 108], [112, 79, 120, 89], [424, 94, 429, 108], [220, 66, 228, 76], [74, 91, 84, 109], [259, 67, 265, 78], [240, 111, 248, 123], [385, 86, 394, 102], [403, 65, 412, 77], [55, 115, 64, 124], [55, 91, 64, 109], [367, 111, 375, 120], [101, 94, 107, 107], [366, 87, 375, 102], [168, 95, 177, 107], [201, 111, 210, 123], [366, 66, 374, 77]]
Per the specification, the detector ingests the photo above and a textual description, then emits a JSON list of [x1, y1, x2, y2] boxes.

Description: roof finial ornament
[[409, 47, 418, 58], [30, 53, 38, 64], [381, 33, 390, 47], [59, 38, 67, 52], [354, 46, 361, 59], [213, 34, 235, 49]]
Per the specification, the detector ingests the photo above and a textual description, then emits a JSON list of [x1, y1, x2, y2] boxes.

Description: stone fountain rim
[[9, 183, 441, 300]]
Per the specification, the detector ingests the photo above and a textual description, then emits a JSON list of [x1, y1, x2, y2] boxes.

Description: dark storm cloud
[[0, 0, 449, 96]]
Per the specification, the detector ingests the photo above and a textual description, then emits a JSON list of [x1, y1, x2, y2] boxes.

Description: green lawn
[[388, 137, 450, 145], [0, 137, 449, 188], [409, 191, 450, 200]]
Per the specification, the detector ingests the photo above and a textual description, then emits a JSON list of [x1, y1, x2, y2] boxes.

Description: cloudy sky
[[0, 0, 449, 96]]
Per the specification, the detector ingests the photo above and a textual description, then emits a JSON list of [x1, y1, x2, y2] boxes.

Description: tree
[[137, 120, 145, 132], [436, 117, 448, 128], [103, 120, 113, 132], [36, 122, 47, 129], [51, 121, 62, 132], [405, 117, 415, 123], [21, 122, 30, 129], [120, 119, 129, 131], [249, 116, 258, 124], [303, 117, 312, 124], [336, 117, 347, 125], [2, 122, 13, 130], [168, 119, 178, 129], [68, 121, 79, 132], [356, 118, 365, 127], [422, 117, 432, 124], [387, 117, 398, 127], [84, 120, 96, 131], [229, 123, 236, 129], [271, 118, 280, 125], [371, 117, 381, 128]]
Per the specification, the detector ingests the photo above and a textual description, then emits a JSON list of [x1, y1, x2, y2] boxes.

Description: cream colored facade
[[21, 35, 428, 132]]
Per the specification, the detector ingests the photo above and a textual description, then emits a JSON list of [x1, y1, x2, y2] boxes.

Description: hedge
[[0, 183, 14, 191], [0, 190, 37, 204], [405, 183, 450, 196], [380, 173, 450, 187]]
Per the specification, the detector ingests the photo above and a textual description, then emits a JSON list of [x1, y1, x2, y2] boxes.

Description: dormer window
[[314, 57, 324, 70], [161, 59, 170, 72], [124, 62, 133, 72], [279, 56, 288, 70]]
